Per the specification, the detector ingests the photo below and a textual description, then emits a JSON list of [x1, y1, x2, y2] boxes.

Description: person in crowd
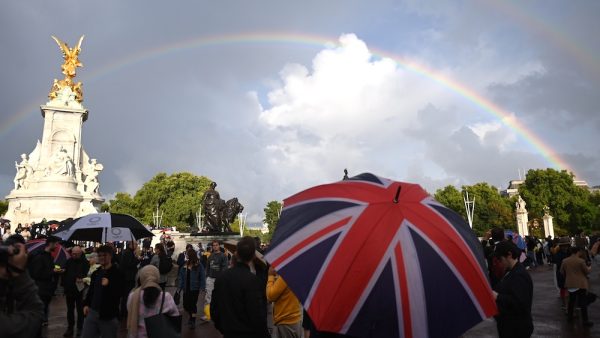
[[165, 240, 175, 258], [211, 236, 270, 338], [574, 232, 591, 264], [492, 240, 534, 338], [81, 245, 125, 338], [2, 228, 12, 241], [62, 246, 90, 337], [119, 241, 140, 319], [178, 248, 206, 329], [0, 240, 45, 338], [83, 253, 100, 291], [205, 240, 228, 307], [551, 237, 571, 311], [177, 244, 193, 276], [20, 225, 31, 241], [560, 246, 593, 326], [126, 265, 179, 338], [150, 243, 170, 289], [525, 236, 537, 269], [28, 235, 60, 326], [267, 266, 302, 338], [484, 227, 505, 288]]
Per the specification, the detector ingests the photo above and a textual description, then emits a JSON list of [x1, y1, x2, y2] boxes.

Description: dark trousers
[[568, 289, 589, 322], [39, 294, 51, 322], [66, 292, 84, 330], [120, 279, 136, 318], [183, 290, 200, 316]]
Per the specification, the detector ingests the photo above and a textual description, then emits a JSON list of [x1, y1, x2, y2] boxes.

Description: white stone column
[[543, 214, 554, 239]]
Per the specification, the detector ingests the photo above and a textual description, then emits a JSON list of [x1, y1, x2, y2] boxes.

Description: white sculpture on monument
[[543, 205, 555, 239], [4, 35, 104, 230], [14, 154, 33, 190], [83, 158, 103, 195], [515, 194, 529, 236]]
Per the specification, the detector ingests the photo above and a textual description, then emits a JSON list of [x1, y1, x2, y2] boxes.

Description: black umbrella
[[53, 213, 153, 242]]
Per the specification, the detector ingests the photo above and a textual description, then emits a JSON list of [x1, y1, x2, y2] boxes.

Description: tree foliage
[[434, 183, 513, 236], [107, 172, 212, 230], [0, 200, 8, 217], [263, 200, 282, 242], [519, 169, 599, 234]]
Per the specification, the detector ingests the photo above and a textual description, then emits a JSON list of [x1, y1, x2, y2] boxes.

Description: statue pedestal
[[516, 210, 529, 236], [543, 214, 555, 239], [4, 101, 104, 230]]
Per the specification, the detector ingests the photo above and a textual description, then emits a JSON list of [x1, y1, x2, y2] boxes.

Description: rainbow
[[0, 31, 576, 175], [482, 0, 600, 78]]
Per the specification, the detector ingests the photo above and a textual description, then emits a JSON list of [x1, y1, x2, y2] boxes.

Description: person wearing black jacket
[[62, 246, 90, 337], [1, 239, 45, 338], [28, 235, 60, 326], [211, 236, 270, 338], [492, 240, 534, 338], [118, 241, 140, 319], [82, 245, 125, 338]]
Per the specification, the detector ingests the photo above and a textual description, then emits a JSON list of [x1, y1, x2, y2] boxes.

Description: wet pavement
[[43, 263, 599, 337], [464, 263, 600, 337]]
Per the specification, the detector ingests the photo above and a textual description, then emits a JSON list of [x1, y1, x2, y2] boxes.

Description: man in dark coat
[[82, 245, 125, 338], [62, 246, 89, 337], [211, 236, 270, 338], [118, 240, 140, 319], [492, 240, 534, 338], [28, 235, 60, 326]]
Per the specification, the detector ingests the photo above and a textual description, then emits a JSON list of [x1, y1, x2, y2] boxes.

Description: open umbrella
[[53, 213, 153, 242], [265, 173, 496, 338], [26, 238, 70, 267]]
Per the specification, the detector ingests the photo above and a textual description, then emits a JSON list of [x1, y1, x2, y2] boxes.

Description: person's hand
[[101, 277, 109, 286], [268, 266, 276, 276], [83, 306, 89, 316], [492, 291, 498, 300]]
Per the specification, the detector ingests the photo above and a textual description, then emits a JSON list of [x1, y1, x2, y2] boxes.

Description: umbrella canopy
[[53, 213, 153, 242], [265, 173, 497, 338], [26, 238, 70, 267]]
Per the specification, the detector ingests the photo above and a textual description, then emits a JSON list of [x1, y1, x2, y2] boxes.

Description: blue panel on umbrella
[[271, 201, 358, 246], [277, 232, 341, 304], [429, 204, 488, 273], [410, 227, 483, 338], [346, 260, 400, 338], [347, 172, 383, 185]]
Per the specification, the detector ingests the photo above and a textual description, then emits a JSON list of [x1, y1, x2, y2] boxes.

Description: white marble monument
[[4, 36, 104, 230], [515, 195, 529, 236]]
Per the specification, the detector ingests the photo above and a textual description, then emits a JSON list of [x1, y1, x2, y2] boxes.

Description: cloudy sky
[[1, 1, 599, 223]]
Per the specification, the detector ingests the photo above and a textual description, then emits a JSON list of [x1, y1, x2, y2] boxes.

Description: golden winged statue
[[48, 35, 85, 103]]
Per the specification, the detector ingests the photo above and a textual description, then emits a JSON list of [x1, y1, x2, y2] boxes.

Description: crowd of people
[[482, 227, 598, 337], [0, 226, 315, 338]]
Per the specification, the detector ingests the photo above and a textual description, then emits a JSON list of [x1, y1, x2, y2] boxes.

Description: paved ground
[[43, 263, 600, 338]]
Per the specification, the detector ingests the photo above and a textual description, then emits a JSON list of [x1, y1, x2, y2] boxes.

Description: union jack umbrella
[[26, 238, 70, 268], [265, 173, 497, 338]]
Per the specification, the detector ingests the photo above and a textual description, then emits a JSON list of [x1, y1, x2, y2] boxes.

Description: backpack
[[158, 254, 173, 274]]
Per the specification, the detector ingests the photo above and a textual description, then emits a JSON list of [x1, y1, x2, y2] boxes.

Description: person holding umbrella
[[492, 240, 534, 338], [28, 235, 61, 326], [81, 245, 125, 338]]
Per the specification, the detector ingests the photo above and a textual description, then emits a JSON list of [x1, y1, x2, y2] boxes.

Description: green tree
[[434, 185, 465, 217], [107, 172, 213, 230], [0, 200, 8, 217], [263, 200, 282, 242], [466, 183, 513, 235], [107, 193, 136, 215], [519, 169, 599, 234], [435, 183, 513, 236]]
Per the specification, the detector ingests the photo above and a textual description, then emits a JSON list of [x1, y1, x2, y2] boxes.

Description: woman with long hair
[[127, 265, 179, 337], [150, 243, 169, 288], [178, 248, 206, 329]]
